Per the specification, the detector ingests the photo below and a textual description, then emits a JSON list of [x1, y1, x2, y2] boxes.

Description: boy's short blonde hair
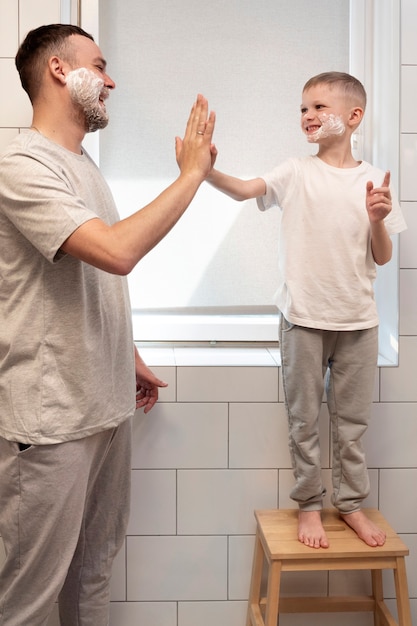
[[303, 72, 367, 110]]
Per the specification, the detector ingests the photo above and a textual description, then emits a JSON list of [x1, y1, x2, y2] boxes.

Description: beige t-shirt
[[0, 131, 136, 444], [257, 156, 407, 330]]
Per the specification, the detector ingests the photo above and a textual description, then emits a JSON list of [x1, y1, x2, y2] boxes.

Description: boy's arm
[[366, 171, 393, 266], [369, 221, 392, 265], [206, 168, 266, 201]]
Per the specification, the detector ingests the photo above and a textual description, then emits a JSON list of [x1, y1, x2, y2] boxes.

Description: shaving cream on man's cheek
[[307, 113, 346, 143], [66, 67, 104, 105], [65, 67, 109, 132]]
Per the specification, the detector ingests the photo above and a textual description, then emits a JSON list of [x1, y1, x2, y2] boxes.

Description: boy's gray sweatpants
[[0, 417, 131, 626], [279, 315, 378, 514]]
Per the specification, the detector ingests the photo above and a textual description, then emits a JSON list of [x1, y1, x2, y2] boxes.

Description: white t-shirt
[[0, 130, 136, 444], [257, 155, 407, 331]]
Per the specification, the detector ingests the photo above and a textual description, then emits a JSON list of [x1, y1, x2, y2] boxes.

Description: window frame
[[74, 0, 401, 364]]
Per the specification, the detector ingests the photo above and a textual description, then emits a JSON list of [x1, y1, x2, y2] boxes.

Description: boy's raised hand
[[366, 171, 392, 223]]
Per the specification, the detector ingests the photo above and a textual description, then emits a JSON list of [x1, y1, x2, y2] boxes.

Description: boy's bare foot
[[298, 510, 329, 549], [340, 510, 386, 547]]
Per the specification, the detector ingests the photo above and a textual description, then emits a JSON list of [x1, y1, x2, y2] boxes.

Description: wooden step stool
[[247, 508, 411, 626]]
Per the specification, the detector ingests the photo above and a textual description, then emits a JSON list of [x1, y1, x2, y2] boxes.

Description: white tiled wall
[[0, 2, 416, 625]]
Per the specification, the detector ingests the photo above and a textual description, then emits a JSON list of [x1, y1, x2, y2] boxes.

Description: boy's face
[[300, 84, 351, 143]]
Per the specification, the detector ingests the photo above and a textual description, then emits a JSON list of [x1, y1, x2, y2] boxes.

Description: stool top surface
[[254, 508, 409, 560]]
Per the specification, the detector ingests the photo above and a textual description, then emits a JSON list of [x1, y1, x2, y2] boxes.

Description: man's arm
[[134, 346, 168, 414], [61, 95, 216, 275]]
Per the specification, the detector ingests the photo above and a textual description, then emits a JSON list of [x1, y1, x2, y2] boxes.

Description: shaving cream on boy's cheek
[[307, 113, 346, 143]]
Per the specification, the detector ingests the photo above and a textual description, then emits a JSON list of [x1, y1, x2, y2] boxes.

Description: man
[[0, 23, 216, 626]]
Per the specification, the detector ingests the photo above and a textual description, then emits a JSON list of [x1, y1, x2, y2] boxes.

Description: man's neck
[[31, 109, 85, 154]]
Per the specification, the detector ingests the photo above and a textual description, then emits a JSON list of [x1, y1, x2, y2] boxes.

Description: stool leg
[[246, 530, 265, 626], [371, 569, 383, 626], [394, 557, 412, 626], [264, 560, 282, 626]]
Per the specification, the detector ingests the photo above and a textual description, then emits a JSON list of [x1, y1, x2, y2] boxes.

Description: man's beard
[[66, 67, 109, 133]]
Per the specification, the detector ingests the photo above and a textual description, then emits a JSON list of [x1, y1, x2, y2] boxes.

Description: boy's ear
[[349, 106, 364, 127]]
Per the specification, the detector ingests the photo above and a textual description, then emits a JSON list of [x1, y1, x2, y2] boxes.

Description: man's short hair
[[15, 23, 94, 103]]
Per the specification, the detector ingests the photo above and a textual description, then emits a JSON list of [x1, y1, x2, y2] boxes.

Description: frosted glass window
[[98, 0, 349, 339]]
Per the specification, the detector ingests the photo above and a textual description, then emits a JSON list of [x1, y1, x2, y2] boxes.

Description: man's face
[[66, 35, 115, 132]]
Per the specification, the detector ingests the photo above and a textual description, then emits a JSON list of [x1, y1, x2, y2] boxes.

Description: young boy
[[205, 72, 406, 549]]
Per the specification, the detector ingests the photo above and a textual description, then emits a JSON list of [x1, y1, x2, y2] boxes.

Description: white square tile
[[0, 0, 18, 57], [126, 535, 227, 601], [178, 601, 247, 626], [177, 469, 278, 534], [0, 60, 32, 127], [19, 0, 61, 42], [229, 402, 291, 469], [228, 535, 255, 600], [174, 347, 276, 366], [401, 66, 417, 133], [400, 134, 417, 201], [131, 402, 228, 468], [110, 602, 177, 626], [364, 403, 417, 468], [0, 128, 19, 153], [135, 345, 176, 366], [401, 0, 417, 63], [127, 469, 176, 535], [177, 366, 278, 402], [267, 347, 281, 366], [399, 203, 417, 268], [380, 469, 417, 533], [400, 270, 417, 334], [380, 336, 417, 401]]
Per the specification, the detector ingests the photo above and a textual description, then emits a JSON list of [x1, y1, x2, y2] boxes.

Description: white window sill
[[135, 343, 392, 368], [135, 343, 281, 367]]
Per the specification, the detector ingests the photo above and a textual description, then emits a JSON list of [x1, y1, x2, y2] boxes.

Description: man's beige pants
[[0, 418, 131, 626]]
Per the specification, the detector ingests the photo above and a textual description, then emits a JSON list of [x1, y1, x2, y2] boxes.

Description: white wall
[[0, 1, 416, 625], [99, 0, 349, 317]]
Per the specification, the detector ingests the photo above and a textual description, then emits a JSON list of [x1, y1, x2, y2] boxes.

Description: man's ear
[[48, 55, 69, 85]]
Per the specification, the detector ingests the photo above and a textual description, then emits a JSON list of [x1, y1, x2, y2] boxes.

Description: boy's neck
[[316, 143, 361, 169]]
